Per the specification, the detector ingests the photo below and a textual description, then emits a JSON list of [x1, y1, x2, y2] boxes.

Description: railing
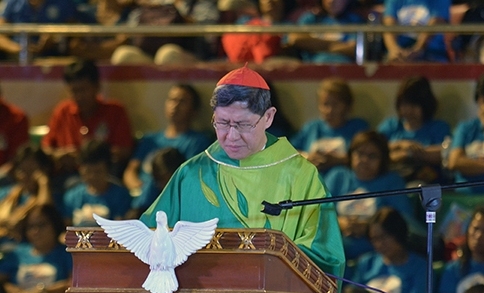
[[1, 23, 483, 65]]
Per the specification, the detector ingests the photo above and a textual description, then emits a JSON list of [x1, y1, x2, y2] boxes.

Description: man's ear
[[263, 107, 277, 129]]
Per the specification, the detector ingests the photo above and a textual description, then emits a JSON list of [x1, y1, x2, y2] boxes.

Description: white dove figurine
[[93, 211, 219, 293]]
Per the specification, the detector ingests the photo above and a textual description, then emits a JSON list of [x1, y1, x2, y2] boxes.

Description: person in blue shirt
[[123, 83, 212, 194], [324, 130, 416, 278], [290, 77, 369, 176], [438, 206, 484, 293], [127, 147, 185, 219], [0, 0, 78, 60], [448, 75, 484, 194], [347, 207, 427, 293], [382, 0, 451, 62], [377, 75, 451, 185], [0, 204, 72, 293], [287, 0, 364, 63], [63, 139, 131, 227]]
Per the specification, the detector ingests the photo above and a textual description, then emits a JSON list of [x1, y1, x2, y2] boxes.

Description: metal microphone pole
[[261, 180, 484, 293]]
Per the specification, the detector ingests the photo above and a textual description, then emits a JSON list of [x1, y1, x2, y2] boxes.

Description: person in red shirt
[[42, 59, 134, 179], [0, 95, 29, 182]]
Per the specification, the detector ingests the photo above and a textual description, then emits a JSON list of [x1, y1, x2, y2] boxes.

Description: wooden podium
[[65, 227, 337, 293]]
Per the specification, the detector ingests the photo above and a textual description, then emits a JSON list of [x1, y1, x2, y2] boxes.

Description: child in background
[[0, 204, 72, 293], [324, 131, 416, 278], [0, 144, 54, 241], [290, 77, 369, 175], [128, 147, 185, 219], [63, 139, 131, 227]]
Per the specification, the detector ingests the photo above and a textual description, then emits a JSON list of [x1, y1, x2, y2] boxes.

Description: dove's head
[[155, 211, 168, 226]]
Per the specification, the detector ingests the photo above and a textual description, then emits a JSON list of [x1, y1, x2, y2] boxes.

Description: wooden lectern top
[[65, 227, 337, 293]]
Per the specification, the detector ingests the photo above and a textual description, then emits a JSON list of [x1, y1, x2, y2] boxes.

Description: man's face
[[213, 102, 275, 160], [318, 90, 349, 128], [67, 78, 99, 116], [164, 86, 196, 125]]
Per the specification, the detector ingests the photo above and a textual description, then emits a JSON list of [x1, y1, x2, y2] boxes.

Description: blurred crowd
[[0, 57, 482, 292], [0, 0, 484, 290], [0, 0, 483, 64]]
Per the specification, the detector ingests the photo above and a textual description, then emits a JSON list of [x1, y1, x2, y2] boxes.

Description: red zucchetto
[[216, 64, 270, 90]]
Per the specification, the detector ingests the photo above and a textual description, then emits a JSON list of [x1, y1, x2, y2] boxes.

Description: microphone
[[261, 180, 484, 216], [261, 180, 484, 293]]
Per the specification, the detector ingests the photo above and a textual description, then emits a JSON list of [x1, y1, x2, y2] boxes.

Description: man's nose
[[226, 125, 240, 139]]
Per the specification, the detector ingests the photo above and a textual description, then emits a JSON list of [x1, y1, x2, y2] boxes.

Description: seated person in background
[[377, 75, 451, 185], [140, 65, 345, 278], [324, 130, 415, 276], [110, 0, 203, 65], [63, 139, 131, 227], [0, 0, 78, 61], [438, 206, 484, 293], [346, 207, 427, 293], [123, 83, 212, 193], [0, 93, 29, 186], [221, 0, 300, 64], [287, 0, 364, 63], [290, 77, 369, 176], [0, 204, 72, 293], [68, 0, 135, 61], [448, 75, 484, 194], [127, 147, 185, 219], [382, 0, 451, 62], [42, 59, 134, 183], [0, 145, 54, 242]]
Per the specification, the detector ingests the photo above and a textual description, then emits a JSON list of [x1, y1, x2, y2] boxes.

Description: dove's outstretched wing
[[170, 218, 219, 266], [93, 213, 154, 264]]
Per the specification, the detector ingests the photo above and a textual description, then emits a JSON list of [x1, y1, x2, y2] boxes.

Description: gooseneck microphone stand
[[261, 181, 484, 293]]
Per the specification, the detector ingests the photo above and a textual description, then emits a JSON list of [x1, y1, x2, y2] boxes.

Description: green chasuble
[[140, 133, 345, 278]]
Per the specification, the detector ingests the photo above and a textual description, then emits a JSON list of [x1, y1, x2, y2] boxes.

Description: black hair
[[11, 144, 54, 177], [369, 207, 408, 247], [79, 139, 112, 167], [151, 147, 186, 176], [459, 206, 484, 277], [210, 84, 271, 116], [174, 84, 202, 111], [396, 75, 438, 121], [20, 204, 65, 242], [64, 59, 100, 84]]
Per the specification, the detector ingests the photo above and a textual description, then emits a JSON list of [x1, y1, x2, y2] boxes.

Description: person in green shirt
[[140, 64, 345, 280]]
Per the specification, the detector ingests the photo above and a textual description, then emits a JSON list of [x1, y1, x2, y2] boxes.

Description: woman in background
[[377, 75, 451, 185], [439, 206, 484, 293], [347, 207, 427, 293]]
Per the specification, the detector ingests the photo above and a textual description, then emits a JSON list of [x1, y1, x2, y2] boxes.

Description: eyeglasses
[[212, 115, 263, 133]]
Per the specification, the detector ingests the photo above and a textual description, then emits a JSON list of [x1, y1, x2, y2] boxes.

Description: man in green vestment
[[140, 65, 345, 281]]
